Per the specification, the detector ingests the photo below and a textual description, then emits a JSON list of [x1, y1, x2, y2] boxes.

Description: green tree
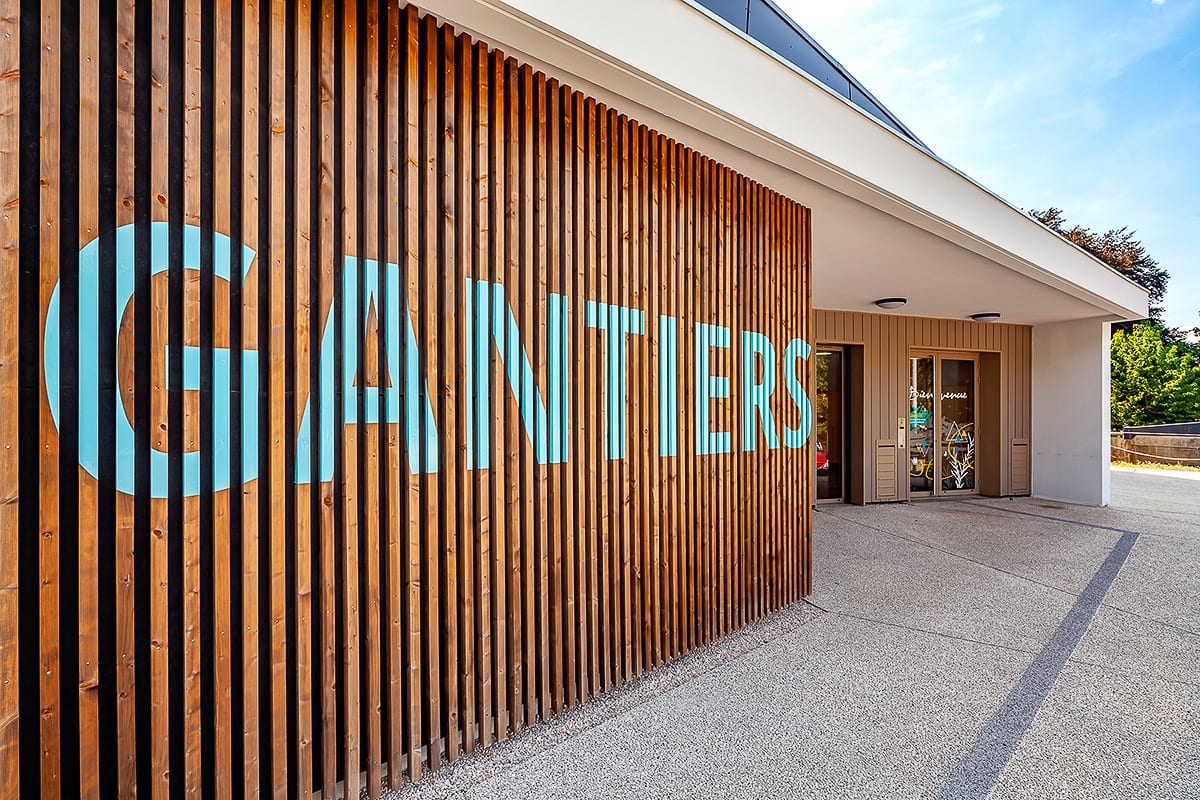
[[1030, 207, 1169, 327], [1109, 323, 1200, 428]]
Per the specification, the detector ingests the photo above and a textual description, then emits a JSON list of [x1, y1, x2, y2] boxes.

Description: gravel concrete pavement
[[384, 469, 1200, 800]]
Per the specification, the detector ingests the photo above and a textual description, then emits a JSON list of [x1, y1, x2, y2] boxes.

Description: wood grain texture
[[0, 1, 19, 797], [4, 3, 813, 796]]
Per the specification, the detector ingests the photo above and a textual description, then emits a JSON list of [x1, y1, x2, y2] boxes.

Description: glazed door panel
[[909, 353, 978, 497]]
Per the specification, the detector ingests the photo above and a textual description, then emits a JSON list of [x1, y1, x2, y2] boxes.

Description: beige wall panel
[[815, 309, 1033, 501]]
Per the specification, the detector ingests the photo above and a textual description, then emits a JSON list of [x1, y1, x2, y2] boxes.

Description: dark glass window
[[747, 0, 849, 95], [849, 86, 896, 128], [697, 0, 749, 29], [692, 0, 924, 148]]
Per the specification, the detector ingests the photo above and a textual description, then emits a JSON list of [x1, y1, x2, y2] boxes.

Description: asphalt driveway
[[389, 470, 1200, 800]]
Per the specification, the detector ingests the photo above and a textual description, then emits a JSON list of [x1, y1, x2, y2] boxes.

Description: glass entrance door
[[909, 353, 978, 497], [815, 349, 844, 502], [908, 356, 935, 495]]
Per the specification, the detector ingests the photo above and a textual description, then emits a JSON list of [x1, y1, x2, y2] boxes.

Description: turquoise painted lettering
[[741, 330, 780, 451], [695, 322, 732, 456], [294, 257, 438, 482], [782, 337, 813, 449], [585, 300, 645, 460], [658, 315, 679, 457], [466, 280, 569, 468], [45, 221, 258, 498]]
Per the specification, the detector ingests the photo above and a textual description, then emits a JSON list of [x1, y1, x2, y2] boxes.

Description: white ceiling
[[808, 185, 1109, 325]]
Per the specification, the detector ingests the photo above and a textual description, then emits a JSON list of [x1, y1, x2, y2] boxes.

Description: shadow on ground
[[385, 471, 1200, 800]]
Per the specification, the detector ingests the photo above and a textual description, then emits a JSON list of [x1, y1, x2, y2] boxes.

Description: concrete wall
[[1111, 434, 1200, 466], [1032, 318, 1112, 505]]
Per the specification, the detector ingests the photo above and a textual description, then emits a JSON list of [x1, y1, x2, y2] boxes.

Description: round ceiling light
[[873, 297, 907, 310], [970, 312, 1002, 322]]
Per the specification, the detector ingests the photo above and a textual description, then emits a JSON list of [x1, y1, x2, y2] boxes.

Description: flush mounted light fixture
[[873, 297, 907, 310], [970, 312, 1002, 322]]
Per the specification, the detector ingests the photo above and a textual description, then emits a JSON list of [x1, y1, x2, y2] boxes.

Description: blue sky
[[780, 0, 1200, 331]]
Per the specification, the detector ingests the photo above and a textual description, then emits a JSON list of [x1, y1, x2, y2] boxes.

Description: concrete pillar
[[1032, 317, 1112, 506]]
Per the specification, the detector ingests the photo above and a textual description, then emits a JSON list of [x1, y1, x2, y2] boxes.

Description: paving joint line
[[804, 599, 1038, 658], [960, 498, 1197, 543]]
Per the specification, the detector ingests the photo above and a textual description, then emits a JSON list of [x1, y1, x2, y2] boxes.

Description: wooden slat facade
[[0, 2, 814, 797], [813, 309, 1033, 502]]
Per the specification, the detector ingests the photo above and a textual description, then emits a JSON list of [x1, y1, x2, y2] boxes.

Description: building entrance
[[909, 352, 979, 496], [815, 348, 846, 502]]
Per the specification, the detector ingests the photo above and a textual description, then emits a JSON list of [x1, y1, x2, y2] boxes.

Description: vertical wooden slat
[[210, 3, 235, 794], [419, 12, 442, 771], [148, 0, 172, 794], [558, 82, 578, 710], [316, 1, 339, 794], [632, 122, 648, 675], [266, 1, 289, 794], [615, 111, 631, 684], [517, 63, 537, 728], [471, 39, 495, 750], [439, 22, 461, 765], [584, 97, 603, 696], [647, 129, 663, 666], [382, 3, 405, 787], [292, 1, 314, 796], [238, 0, 262, 790], [731, 173, 743, 631], [361, 3, 382, 796], [543, 74, 565, 717], [38, 2, 63, 796], [181, 0, 203, 793], [400, 4, 423, 783], [76, 0, 100, 791], [715, 163, 724, 638], [0, 0, 18, 791], [113, 0, 138, 792], [669, 142, 681, 651], [502, 55, 523, 733], [750, 181, 762, 620], [341, 0, 362, 793], [594, 101, 611, 693], [434, 21, 460, 767], [531, 69, 551, 725], [454, 31, 478, 757], [485, 45, 509, 746], [568, 90, 593, 702]]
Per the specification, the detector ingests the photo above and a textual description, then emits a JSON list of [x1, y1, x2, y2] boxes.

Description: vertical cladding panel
[[3, 3, 814, 796]]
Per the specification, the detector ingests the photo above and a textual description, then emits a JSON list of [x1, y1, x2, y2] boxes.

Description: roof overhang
[[415, 0, 1151, 326]]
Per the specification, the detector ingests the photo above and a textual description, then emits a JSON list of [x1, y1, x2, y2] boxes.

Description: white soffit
[[417, 0, 1151, 323]]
